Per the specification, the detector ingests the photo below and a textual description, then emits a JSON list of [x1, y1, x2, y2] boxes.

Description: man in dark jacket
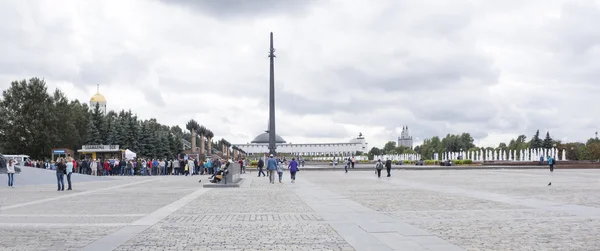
[[385, 158, 392, 177], [257, 158, 265, 177]]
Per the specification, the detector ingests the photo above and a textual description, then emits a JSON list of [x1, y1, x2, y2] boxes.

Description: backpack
[[376, 162, 383, 170]]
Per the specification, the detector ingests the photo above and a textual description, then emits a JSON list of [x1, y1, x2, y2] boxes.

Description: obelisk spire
[[268, 32, 277, 155]]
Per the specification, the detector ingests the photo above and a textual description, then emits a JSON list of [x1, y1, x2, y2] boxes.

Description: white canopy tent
[[124, 149, 136, 160]]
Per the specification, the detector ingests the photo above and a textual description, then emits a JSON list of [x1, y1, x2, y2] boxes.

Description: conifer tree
[[542, 131, 554, 149]]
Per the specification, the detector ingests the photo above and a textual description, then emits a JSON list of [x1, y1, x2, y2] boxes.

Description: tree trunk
[[191, 130, 197, 153], [199, 133, 205, 154], [206, 138, 212, 156]]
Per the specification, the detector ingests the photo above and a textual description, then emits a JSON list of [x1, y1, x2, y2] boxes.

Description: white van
[[1, 154, 30, 166]]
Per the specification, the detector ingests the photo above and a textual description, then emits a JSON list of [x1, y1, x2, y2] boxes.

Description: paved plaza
[[1, 168, 600, 251]]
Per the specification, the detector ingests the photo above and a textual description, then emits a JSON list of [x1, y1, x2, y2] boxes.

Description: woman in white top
[[7, 159, 16, 187], [65, 157, 74, 190], [90, 159, 98, 176]]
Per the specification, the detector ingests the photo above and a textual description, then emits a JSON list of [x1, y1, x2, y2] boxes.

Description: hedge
[[424, 160, 439, 165], [249, 160, 258, 166]]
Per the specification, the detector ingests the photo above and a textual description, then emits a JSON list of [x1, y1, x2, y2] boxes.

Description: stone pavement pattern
[[0, 168, 599, 250]]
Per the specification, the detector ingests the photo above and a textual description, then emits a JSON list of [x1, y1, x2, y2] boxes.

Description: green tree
[[138, 122, 153, 158], [104, 111, 119, 145], [367, 147, 383, 160], [85, 119, 102, 145], [530, 130, 542, 149], [382, 141, 397, 154], [50, 89, 79, 149], [0, 78, 55, 159], [542, 131, 554, 149], [69, 101, 90, 150], [497, 143, 508, 151]]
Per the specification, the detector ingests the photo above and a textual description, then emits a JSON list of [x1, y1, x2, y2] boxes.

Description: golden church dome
[[90, 93, 107, 103]]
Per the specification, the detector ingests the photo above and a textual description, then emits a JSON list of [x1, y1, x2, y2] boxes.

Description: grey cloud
[[331, 53, 499, 93], [545, 2, 600, 55], [271, 89, 390, 115], [159, 0, 319, 18]]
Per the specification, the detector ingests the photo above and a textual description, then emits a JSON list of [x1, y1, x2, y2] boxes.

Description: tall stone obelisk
[[268, 32, 277, 155]]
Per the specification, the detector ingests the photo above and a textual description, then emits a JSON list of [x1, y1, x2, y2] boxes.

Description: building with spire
[[398, 126, 413, 149], [89, 84, 107, 114]]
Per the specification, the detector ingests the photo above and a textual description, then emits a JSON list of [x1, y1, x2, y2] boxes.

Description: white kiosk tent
[[124, 149, 136, 160]]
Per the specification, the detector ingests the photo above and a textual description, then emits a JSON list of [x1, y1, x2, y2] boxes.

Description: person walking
[[257, 158, 266, 177], [267, 154, 277, 184], [56, 158, 66, 191], [288, 158, 299, 183], [66, 157, 74, 190], [385, 158, 392, 177], [375, 159, 384, 178], [6, 159, 16, 187], [277, 161, 284, 183], [351, 156, 355, 169], [344, 158, 351, 173], [548, 155, 555, 186]]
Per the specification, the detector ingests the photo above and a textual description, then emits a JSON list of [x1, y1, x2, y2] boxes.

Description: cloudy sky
[[1, 0, 599, 148]]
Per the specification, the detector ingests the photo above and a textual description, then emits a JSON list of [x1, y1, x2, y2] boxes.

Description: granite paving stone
[[1, 169, 599, 250], [0, 226, 121, 251]]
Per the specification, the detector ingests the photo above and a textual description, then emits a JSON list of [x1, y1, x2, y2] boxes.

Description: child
[[277, 161, 284, 183]]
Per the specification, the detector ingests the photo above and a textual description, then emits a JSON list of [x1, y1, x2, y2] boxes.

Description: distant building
[[234, 133, 368, 156], [398, 126, 413, 149], [89, 84, 107, 114]]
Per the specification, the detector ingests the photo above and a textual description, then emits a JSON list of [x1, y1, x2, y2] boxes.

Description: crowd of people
[[21, 156, 242, 176]]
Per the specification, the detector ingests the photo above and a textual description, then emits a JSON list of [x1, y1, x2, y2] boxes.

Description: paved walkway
[[1, 169, 599, 250]]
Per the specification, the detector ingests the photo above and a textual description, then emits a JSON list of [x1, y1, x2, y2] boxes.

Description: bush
[[450, 159, 472, 165], [424, 160, 438, 165], [249, 160, 258, 166]]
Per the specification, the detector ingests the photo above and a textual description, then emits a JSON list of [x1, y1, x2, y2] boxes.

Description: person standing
[[90, 159, 98, 176], [127, 160, 133, 176], [56, 158, 66, 191], [257, 158, 266, 177], [213, 158, 220, 174], [6, 159, 16, 187], [548, 155, 555, 186], [173, 158, 180, 175], [238, 158, 244, 174], [351, 156, 355, 169], [385, 158, 392, 177], [65, 157, 74, 190], [205, 158, 213, 175], [80, 159, 88, 175], [159, 159, 166, 175], [187, 158, 195, 176], [375, 159, 384, 178], [267, 154, 277, 184], [288, 158, 299, 183], [141, 159, 148, 176]]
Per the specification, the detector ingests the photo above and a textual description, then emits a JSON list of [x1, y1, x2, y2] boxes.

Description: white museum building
[[234, 132, 369, 156]]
